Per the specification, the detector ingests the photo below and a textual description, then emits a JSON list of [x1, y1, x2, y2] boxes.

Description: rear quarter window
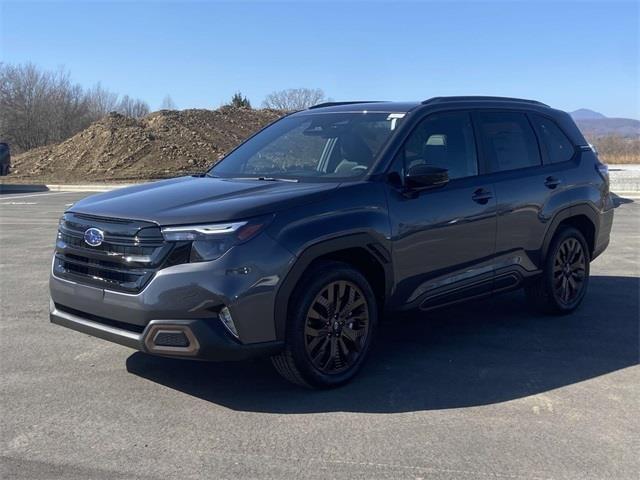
[[530, 114, 575, 164]]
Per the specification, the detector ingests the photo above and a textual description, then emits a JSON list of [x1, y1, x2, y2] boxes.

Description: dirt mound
[[9, 107, 284, 183]]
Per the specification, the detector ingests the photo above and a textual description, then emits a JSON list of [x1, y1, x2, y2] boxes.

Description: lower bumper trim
[[51, 304, 142, 350], [50, 302, 284, 361]]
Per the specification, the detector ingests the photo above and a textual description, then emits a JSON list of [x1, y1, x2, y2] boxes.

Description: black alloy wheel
[[552, 237, 587, 306], [303, 280, 370, 374], [526, 227, 590, 314], [271, 261, 377, 388]]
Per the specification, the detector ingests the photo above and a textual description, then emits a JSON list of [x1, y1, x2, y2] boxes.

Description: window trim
[[392, 110, 481, 182], [471, 109, 543, 175]]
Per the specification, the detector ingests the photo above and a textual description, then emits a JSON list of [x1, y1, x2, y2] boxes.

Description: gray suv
[[50, 96, 614, 388]]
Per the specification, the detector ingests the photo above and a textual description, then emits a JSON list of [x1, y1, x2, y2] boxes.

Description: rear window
[[401, 111, 478, 180], [530, 114, 575, 164], [475, 111, 541, 172]]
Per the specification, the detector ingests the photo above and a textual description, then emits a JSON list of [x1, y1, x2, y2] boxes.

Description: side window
[[401, 112, 478, 180], [530, 114, 575, 164], [475, 111, 541, 172]]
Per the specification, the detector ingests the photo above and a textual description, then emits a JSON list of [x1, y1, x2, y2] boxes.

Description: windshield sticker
[[387, 113, 406, 130]]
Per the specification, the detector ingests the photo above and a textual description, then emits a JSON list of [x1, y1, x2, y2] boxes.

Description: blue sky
[[1, 1, 638, 118]]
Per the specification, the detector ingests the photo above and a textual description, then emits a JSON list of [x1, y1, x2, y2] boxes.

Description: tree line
[[0, 63, 150, 152], [585, 135, 640, 164], [227, 88, 328, 110], [0, 62, 330, 154], [6, 62, 632, 164]]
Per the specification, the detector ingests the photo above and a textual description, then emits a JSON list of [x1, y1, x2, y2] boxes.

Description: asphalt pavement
[[1, 190, 638, 479]]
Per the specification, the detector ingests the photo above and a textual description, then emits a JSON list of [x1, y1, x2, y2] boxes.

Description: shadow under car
[[126, 275, 639, 414]]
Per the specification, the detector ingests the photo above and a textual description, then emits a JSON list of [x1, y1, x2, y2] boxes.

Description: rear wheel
[[271, 261, 377, 388], [526, 227, 590, 314]]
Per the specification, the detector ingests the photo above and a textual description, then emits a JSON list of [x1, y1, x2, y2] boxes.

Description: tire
[[526, 227, 590, 315], [271, 260, 378, 388]]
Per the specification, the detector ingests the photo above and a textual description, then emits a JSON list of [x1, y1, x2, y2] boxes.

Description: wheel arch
[[541, 204, 598, 262], [274, 234, 392, 340]]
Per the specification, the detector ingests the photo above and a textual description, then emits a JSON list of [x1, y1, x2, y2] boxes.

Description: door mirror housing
[[405, 165, 449, 190]]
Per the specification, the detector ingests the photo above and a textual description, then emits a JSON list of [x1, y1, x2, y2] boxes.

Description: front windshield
[[209, 112, 405, 180]]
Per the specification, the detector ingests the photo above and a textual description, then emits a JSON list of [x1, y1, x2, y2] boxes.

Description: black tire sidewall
[[286, 262, 378, 388], [544, 227, 590, 312]]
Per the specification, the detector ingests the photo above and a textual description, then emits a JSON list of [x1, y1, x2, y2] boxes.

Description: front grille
[[53, 212, 174, 293]]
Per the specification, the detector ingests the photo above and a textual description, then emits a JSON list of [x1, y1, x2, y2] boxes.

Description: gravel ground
[[0, 191, 638, 480]]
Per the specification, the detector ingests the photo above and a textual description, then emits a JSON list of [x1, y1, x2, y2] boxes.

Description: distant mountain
[[570, 109, 639, 138], [570, 108, 607, 120]]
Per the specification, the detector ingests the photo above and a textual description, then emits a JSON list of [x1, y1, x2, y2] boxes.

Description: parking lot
[[1, 190, 638, 479]]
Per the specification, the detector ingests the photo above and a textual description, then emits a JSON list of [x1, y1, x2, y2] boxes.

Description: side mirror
[[405, 165, 449, 190]]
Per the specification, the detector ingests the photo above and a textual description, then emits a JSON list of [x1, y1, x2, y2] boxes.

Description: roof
[[294, 101, 421, 114], [299, 96, 550, 114], [292, 96, 587, 146], [422, 96, 549, 107]]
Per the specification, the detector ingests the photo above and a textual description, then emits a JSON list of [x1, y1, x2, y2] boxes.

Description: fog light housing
[[154, 330, 189, 347], [219, 306, 238, 338], [143, 324, 200, 356]]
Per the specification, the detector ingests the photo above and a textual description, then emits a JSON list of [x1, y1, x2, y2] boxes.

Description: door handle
[[544, 176, 562, 189], [472, 188, 493, 204]]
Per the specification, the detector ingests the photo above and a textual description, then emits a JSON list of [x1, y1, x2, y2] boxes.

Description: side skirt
[[416, 268, 541, 312]]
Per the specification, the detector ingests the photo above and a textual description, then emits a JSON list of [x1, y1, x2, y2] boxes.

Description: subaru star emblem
[[83, 228, 104, 247]]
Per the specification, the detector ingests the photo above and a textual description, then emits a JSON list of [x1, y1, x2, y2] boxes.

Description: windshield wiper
[[234, 176, 299, 183]]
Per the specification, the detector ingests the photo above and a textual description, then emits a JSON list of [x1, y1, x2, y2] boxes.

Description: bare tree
[[0, 63, 93, 151], [262, 88, 327, 111], [117, 95, 150, 118], [0, 62, 152, 152], [588, 134, 640, 164], [86, 82, 119, 118], [160, 94, 177, 110]]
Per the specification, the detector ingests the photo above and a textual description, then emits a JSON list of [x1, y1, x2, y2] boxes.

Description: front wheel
[[271, 261, 377, 388], [526, 227, 590, 314]]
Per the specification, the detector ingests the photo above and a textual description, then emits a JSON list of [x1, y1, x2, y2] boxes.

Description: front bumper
[[50, 301, 283, 361], [49, 231, 294, 359]]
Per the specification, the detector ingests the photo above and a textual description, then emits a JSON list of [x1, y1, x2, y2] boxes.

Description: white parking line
[[0, 191, 75, 200]]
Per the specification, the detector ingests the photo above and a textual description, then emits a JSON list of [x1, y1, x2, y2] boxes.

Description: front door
[[386, 111, 497, 309]]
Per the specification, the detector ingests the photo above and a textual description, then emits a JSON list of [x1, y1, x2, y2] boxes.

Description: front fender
[[267, 182, 392, 340]]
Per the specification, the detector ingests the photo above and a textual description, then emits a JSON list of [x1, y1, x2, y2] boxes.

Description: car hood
[[68, 176, 340, 225]]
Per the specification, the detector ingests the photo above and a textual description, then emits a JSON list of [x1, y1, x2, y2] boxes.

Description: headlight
[[161, 215, 272, 262]]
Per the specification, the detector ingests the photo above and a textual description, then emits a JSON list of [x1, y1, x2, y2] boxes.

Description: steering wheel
[[351, 165, 368, 172]]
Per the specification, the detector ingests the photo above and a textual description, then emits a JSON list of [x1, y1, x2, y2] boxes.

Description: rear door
[[386, 110, 497, 309], [473, 110, 563, 288]]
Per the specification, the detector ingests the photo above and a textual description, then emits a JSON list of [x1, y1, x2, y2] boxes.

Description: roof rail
[[308, 101, 383, 110], [422, 96, 548, 107]]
